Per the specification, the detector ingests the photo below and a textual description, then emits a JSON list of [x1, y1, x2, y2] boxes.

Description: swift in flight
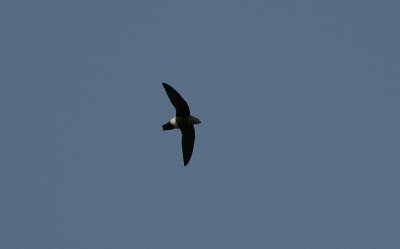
[[162, 83, 201, 166]]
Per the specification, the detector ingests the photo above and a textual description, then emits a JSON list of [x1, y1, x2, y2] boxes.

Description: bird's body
[[162, 83, 201, 166], [164, 116, 201, 130]]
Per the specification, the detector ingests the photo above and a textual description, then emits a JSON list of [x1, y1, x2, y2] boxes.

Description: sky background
[[1, 1, 400, 248]]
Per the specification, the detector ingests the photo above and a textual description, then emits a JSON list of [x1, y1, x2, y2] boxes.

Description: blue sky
[[1, 1, 399, 248]]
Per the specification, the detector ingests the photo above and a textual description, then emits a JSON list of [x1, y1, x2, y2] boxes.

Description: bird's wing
[[181, 125, 195, 166], [162, 83, 190, 117]]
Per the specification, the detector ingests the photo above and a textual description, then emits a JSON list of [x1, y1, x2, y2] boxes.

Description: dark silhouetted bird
[[162, 83, 201, 166]]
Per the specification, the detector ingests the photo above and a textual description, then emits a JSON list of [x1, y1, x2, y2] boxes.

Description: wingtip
[[162, 82, 170, 90]]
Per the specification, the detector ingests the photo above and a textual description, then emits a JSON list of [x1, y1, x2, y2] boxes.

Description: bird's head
[[190, 116, 201, 125]]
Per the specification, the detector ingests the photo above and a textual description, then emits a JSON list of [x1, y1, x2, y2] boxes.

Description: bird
[[162, 82, 201, 166]]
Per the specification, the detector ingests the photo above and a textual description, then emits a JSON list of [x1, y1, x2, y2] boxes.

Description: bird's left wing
[[162, 83, 191, 117]]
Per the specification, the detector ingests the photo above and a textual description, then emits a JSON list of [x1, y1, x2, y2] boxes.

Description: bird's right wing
[[181, 125, 195, 166]]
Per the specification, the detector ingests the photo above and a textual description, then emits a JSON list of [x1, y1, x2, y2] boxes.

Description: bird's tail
[[162, 122, 175, 130]]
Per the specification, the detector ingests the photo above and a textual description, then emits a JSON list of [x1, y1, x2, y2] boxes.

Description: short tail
[[162, 122, 175, 130]]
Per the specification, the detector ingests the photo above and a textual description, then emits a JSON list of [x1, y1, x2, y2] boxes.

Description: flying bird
[[162, 82, 201, 166]]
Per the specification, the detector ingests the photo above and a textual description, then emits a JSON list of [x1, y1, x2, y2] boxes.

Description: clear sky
[[1, 1, 399, 248]]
